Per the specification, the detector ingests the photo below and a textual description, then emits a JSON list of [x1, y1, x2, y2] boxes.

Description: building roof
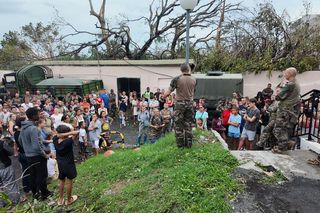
[[34, 59, 194, 67], [36, 78, 92, 86], [193, 73, 243, 79]]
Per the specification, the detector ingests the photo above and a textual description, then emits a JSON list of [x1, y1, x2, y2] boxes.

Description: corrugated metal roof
[[34, 59, 194, 66]]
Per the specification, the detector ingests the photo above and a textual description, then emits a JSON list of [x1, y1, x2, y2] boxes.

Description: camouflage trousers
[[257, 107, 298, 150], [174, 101, 194, 148]]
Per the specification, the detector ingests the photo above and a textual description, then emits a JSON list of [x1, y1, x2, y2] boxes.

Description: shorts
[[92, 139, 100, 149], [58, 162, 77, 180], [228, 132, 240, 138], [79, 142, 87, 153], [241, 128, 256, 141]]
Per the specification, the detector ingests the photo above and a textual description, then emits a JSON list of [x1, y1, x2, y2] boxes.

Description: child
[[38, 119, 55, 157], [118, 99, 127, 128], [149, 109, 165, 144], [53, 125, 79, 206], [238, 98, 260, 150], [227, 106, 242, 150], [211, 111, 226, 140], [136, 106, 150, 146], [78, 121, 88, 160], [88, 114, 102, 156]]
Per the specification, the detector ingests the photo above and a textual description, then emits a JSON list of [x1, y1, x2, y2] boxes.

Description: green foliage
[[0, 22, 65, 70], [14, 132, 239, 212], [262, 170, 287, 184], [197, 3, 320, 73], [0, 191, 12, 211]]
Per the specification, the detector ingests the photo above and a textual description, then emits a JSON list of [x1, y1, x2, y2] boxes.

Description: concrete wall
[[49, 66, 181, 96], [243, 71, 320, 98], [49, 65, 320, 98]]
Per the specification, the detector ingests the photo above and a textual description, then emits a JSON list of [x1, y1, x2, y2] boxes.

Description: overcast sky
[[1, 0, 320, 45]]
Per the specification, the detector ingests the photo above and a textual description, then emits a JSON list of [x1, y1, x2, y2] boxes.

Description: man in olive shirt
[[164, 63, 196, 148], [272, 67, 300, 153]]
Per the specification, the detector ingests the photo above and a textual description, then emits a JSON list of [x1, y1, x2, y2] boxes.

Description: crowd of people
[[0, 66, 302, 207], [0, 85, 185, 207], [211, 68, 300, 153]]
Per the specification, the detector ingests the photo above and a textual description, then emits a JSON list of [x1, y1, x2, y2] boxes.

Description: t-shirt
[[100, 93, 109, 108], [89, 119, 102, 141], [212, 118, 224, 132], [244, 108, 260, 131], [222, 109, 232, 126], [169, 74, 196, 101], [79, 128, 87, 143], [195, 111, 209, 129], [51, 114, 63, 129], [228, 114, 241, 134], [53, 137, 75, 165]]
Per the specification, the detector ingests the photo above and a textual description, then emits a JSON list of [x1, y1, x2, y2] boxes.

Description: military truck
[[0, 65, 104, 98], [193, 71, 243, 128], [194, 71, 243, 109]]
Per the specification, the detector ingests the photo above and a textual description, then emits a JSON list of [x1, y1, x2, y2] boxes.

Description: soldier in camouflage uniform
[[256, 99, 278, 148], [164, 63, 197, 148], [149, 109, 165, 144], [109, 89, 117, 118], [272, 67, 300, 153], [161, 103, 172, 135]]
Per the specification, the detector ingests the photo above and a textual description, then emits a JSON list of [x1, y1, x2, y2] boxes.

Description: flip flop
[[65, 195, 78, 205], [272, 147, 283, 154], [57, 198, 64, 206]]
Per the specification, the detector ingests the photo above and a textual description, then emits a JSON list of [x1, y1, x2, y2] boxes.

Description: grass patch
[[15, 131, 239, 212], [255, 162, 288, 184]]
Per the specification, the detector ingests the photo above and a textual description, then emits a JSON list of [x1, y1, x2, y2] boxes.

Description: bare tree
[[215, 0, 226, 50], [88, 0, 112, 56], [53, 0, 239, 60]]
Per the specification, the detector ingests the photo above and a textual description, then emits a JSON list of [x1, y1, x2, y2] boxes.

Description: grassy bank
[[16, 131, 239, 212]]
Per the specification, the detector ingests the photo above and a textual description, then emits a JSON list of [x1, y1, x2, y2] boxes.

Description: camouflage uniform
[[149, 115, 163, 144], [161, 109, 172, 134], [169, 72, 196, 148], [174, 101, 194, 147], [273, 79, 300, 150], [109, 92, 117, 118], [256, 101, 278, 148]]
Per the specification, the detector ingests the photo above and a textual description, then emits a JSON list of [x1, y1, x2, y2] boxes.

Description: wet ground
[[231, 168, 320, 213]]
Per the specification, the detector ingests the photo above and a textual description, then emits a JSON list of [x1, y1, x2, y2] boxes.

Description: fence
[[295, 89, 320, 141]]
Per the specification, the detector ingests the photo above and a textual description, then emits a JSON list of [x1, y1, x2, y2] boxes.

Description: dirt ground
[[231, 168, 320, 213]]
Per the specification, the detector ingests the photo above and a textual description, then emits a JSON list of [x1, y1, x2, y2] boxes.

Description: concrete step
[[300, 136, 320, 154], [231, 150, 320, 180]]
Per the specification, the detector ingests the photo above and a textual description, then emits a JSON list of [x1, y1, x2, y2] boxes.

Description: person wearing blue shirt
[[195, 105, 209, 130], [228, 106, 242, 150], [99, 90, 109, 110]]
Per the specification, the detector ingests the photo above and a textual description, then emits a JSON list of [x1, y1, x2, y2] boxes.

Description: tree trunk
[[215, 0, 226, 50], [89, 0, 112, 57]]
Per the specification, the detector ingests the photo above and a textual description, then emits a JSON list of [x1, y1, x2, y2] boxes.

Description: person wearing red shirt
[[221, 103, 232, 135]]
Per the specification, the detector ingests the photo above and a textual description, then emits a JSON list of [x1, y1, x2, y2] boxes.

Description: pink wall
[[50, 65, 181, 96], [243, 71, 320, 98], [49, 65, 320, 98]]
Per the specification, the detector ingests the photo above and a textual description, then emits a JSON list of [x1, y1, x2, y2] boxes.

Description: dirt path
[[231, 168, 320, 213]]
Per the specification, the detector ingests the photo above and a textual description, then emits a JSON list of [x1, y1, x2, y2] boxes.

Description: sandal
[[57, 198, 65, 206], [272, 147, 283, 154], [307, 158, 320, 165], [65, 195, 78, 205]]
